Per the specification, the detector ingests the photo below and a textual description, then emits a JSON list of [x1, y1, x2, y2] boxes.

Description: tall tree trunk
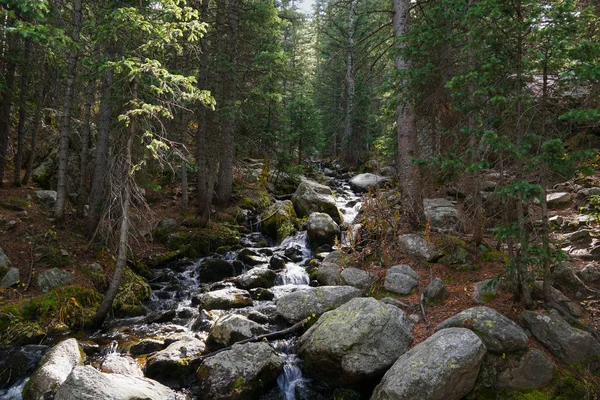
[[343, 0, 356, 166], [92, 78, 137, 328], [77, 80, 96, 217], [0, 39, 16, 188], [216, 0, 239, 204], [55, 0, 84, 224], [393, 0, 425, 228], [13, 39, 31, 187], [23, 55, 46, 185]]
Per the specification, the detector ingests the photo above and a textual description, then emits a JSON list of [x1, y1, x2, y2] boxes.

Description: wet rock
[[349, 173, 389, 193], [246, 310, 270, 324], [130, 339, 167, 355], [436, 307, 528, 353], [276, 286, 361, 323], [423, 198, 458, 228], [0, 267, 20, 288], [268, 255, 285, 270], [55, 365, 178, 400], [520, 309, 600, 365], [473, 279, 498, 303], [22, 338, 83, 400], [234, 267, 277, 290], [306, 212, 340, 247], [145, 336, 206, 384], [35, 190, 57, 209], [100, 354, 143, 377], [341, 267, 372, 290], [196, 342, 283, 400], [177, 308, 195, 319], [383, 264, 418, 295], [237, 248, 269, 266], [0, 247, 10, 269], [36, 268, 75, 293], [397, 233, 441, 262], [260, 200, 297, 241], [317, 262, 344, 286], [199, 258, 237, 283], [249, 288, 275, 301], [578, 263, 600, 284], [145, 310, 177, 324], [371, 328, 486, 400], [423, 277, 448, 305], [207, 314, 268, 349], [546, 192, 572, 209], [196, 288, 253, 311], [299, 298, 413, 386], [191, 309, 213, 332], [292, 179, 342, 224], [0, 345, 48, 389], [284, 245, 304, 262]]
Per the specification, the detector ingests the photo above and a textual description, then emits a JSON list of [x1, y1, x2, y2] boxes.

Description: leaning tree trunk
[[393, 0, 425, 229], [77, 80, 96, 217], [13, 39, 31, 187], [23, 55, 46, 185], [55, 0, 84, 225]]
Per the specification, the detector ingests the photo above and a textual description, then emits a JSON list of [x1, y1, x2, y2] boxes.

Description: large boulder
[[207, 314, 268, 349], [0, 345, 48, 389], [578, 263, 600, 284], [260, 200, 297, 241], [477, 349, 554, 390], [1, 267, 20, 288], [397, 234, 441, 262], [196, 342, 283, 400], [520, 309, 600, 365], [234, 267, 276, 290], [299, 298, 413, 386], [36, 268, 75, 293], [100, 354, 143, 377], [196, 288, 253, 311], [552, 261, 587, 298], [546, 192, 572, 209], [371, 328, 486, 400], [22, 338, 84, 400], [237, 249, 269, 266], [54, 365, 178, 400], [34, 190, 57, 209], [292, 179, 342, 224], [436, 307, 528, 353], [307, 212, 340, 247], [423, 198, 458, 228], [145, 336, 206, 384], [276, 286, 361, 323], [383, 264, 418, 295], [199, 258, 238, 283], [317, 262, 344, 286], [349, 173, 389, 193]]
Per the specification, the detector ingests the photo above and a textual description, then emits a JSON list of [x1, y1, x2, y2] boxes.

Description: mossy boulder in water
[[234, 267, 277, 290], [260, 200, 297, 241], [292, 179, 342, 224], [196, 288, 253, 311], [199, 258, 237, 283], [145, 336, 206, 385], [306, 212, 340, 247], [207, 314, 268, 349]]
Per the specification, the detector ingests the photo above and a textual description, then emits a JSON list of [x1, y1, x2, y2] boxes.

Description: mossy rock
[[260, 200, 298, 241], [240, 188, 272, 212], [112, 267, 151, 316], [180, 223, 241, 259]]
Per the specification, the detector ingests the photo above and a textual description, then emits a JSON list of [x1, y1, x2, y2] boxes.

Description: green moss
[[112, 267, 151, 315], [181, 223, 241, 258], [151, 250, 183, 268], [42, 246, 70, 269], [333, 388, 361, 400]]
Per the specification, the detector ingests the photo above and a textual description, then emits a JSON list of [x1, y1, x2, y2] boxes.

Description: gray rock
[[532, 281, 582, 318], [196, 288, 253, 311], [371, 328, 486, 400], [520, 309, 600, 365], [207, 314, 268, 349], [36, 268, 75, 293], [299, 298, 413, 386], [578, 264, 600, 284], [317, 262, 344, 286], [423, 277, 448, 304], [408, 314, 420, 324], [397, 233, 441, 262], [552, 261, 586, 297], [0, 267, 20, 288], [0, 247, 10, 269], [22, 338, 83, 400], [268, 255, 285, 270], [238, 248, 269, 266], [234, 267, 276, 290], [473, 279, 498, 303], [380, 297, 409, 309], [35, 190, 57, 209], [145, 336, 206, 383], [55, 365, 177, 400], [130, 339, 166, 355], [100, 354, 143, 377], [276, 286, 361, 323], [199, 258, 237, 283], [306, 212, 340, 246], [292, 179, 342, 224], [577, 187, 600, 199], [436, 306, 528, 353], [423, 198, 458, 228], [546, 192, 572, 209], [349, 173, 390, 193], [196, 342, 283, 400], [496, 349, 555, 389], [568, 229, 594, 246], [380, 166, 397, 177], [383, 264, 418, 295], [157, 218, 177, 231], [341, 267, 373, 289]]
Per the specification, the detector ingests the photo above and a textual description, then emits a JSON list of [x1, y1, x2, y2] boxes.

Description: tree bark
[[55, 0, 84, 224], [13, 39, 31, 187], [0, 39, 16, 188], [77, 80, 96, 217], [343, 0, 356, 166], [23, 55, 46, 185], [393, 0, 425, 228]]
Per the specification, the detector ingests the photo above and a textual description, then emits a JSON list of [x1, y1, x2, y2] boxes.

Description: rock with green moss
[[196, 288, 253, 311], [22, 338, 84, 400], [423, 277, 448, 305], [292, 180, 342, 224], [196, 341, 283, 400], [299, 298, 413, 387], [520, 309, 600, 366], [112, 268, 151, 317], [260, 200, 297, 241], [479, 349, 555, 390], [276, 286, 361, 323], [340, 268, 373, 290], [234, 267, 277, 290], [207, 314, 268, 349], [237, 248, 269, 266], [436, 307, 528, 354], [199, 258, 237, 283], [473, 279, 497, 304], [145, 336, 206, 385], [371, 328, 486, 400], [179, 224, 241, 259]]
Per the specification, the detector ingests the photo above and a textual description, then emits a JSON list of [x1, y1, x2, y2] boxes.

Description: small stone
[[578, 264, 600, 284], [0, 247, 10, 269], [340, 267, 373, 289], [35, 190, 58, 209], [383, 264, 418, 295], [408, 314, 420, 324], [473, 279, 497, 303], [0, 267, 20, 288], [423, 277, 448, 304], [546, 192, 572, 209]]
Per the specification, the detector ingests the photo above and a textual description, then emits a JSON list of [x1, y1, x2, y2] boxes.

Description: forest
[[0, 0, 599, 399]]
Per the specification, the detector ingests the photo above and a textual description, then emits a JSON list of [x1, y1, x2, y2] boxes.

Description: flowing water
[[2, 172, 363, 399]]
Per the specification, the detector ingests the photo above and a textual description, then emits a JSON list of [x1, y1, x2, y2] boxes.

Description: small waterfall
[[0, 379, 28, 400], [274, 338, 308, 400], [278, 263, 309, 286]]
